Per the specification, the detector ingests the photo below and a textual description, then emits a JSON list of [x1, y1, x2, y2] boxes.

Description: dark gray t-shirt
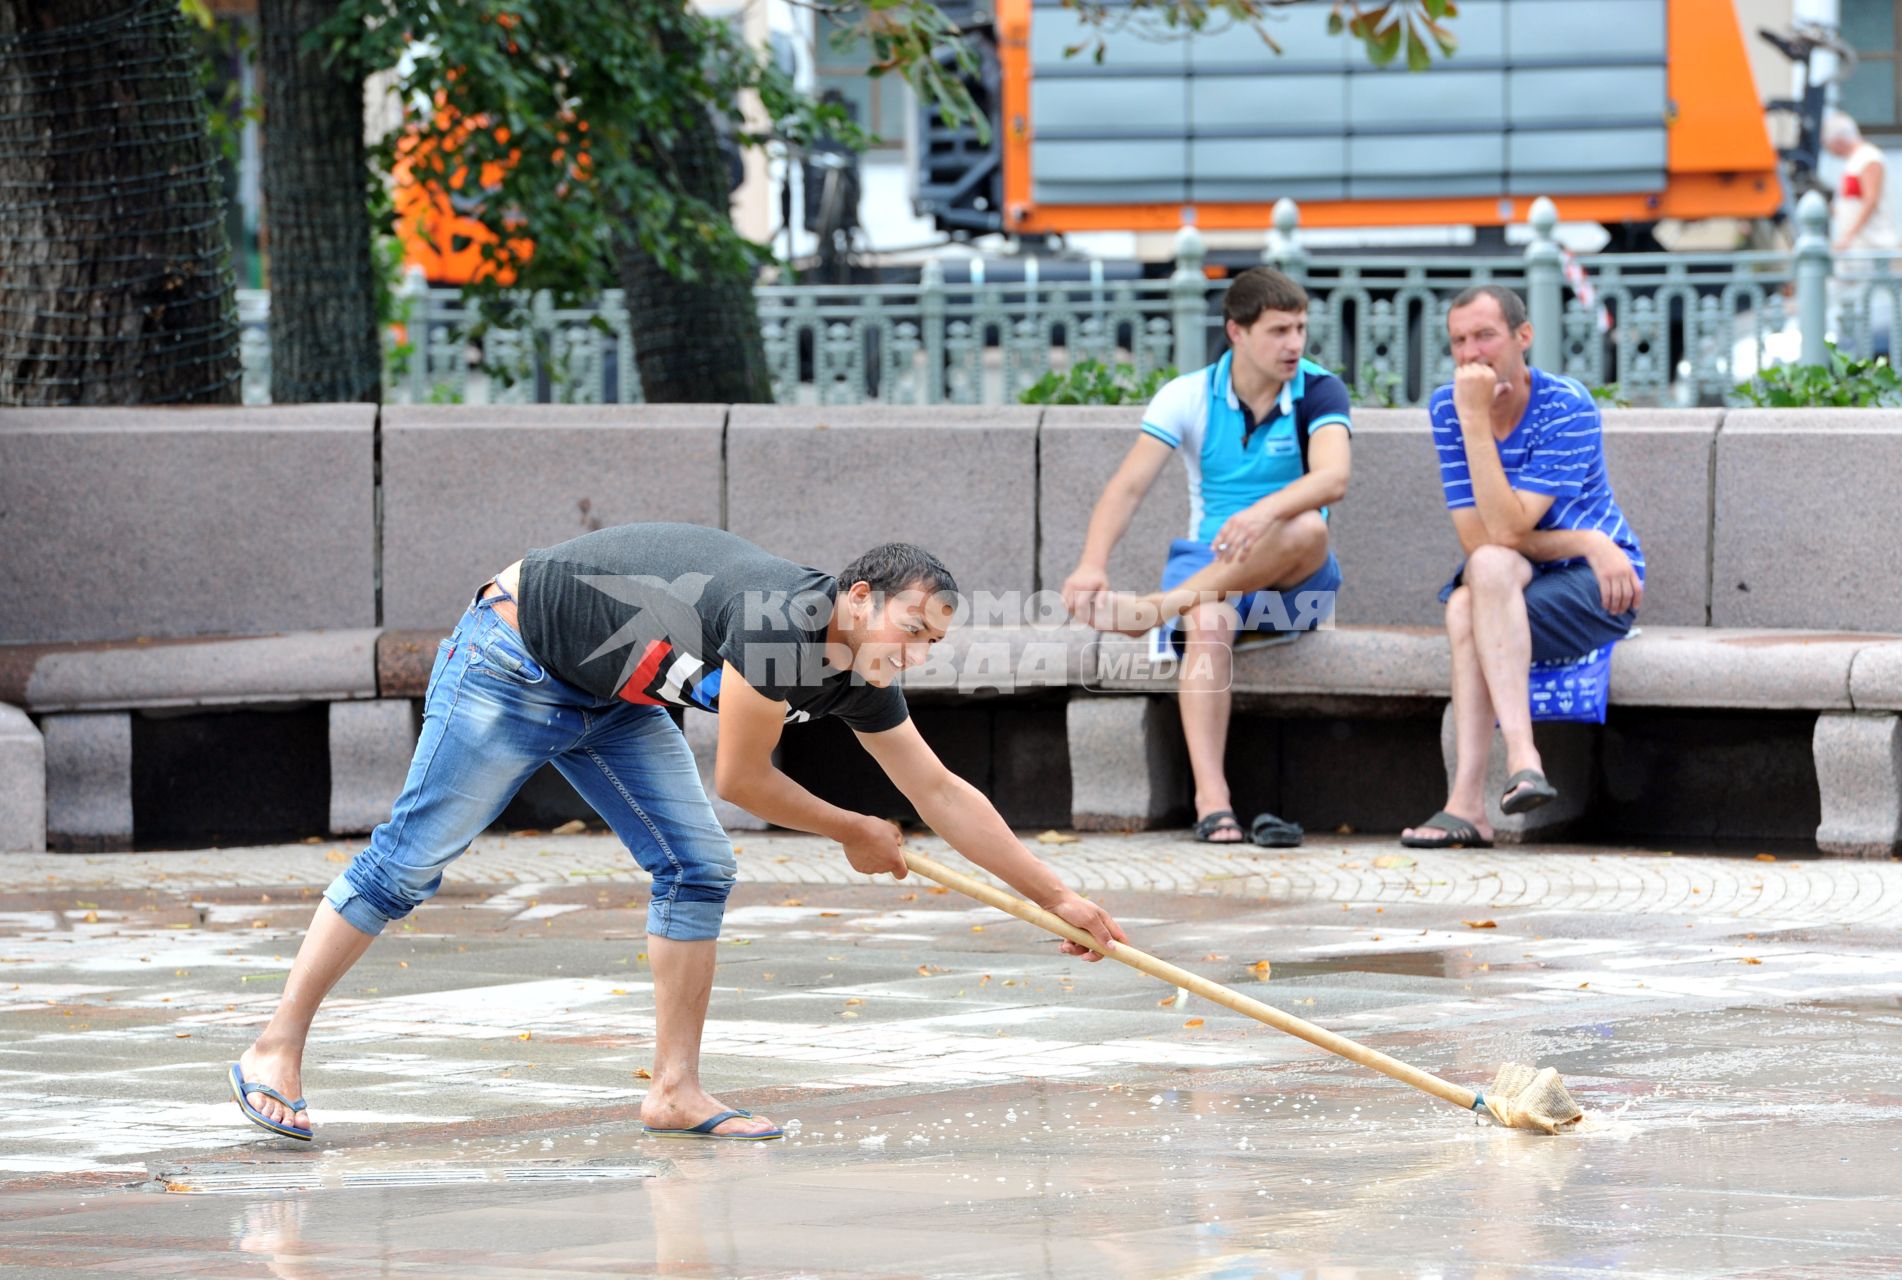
[[517, 523, 909, 733]]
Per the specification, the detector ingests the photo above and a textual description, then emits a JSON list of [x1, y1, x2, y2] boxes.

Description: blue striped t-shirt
[[1428, 368, 1644, 580]]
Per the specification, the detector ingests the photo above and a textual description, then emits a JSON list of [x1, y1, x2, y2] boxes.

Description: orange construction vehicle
[[914, 0, 1781, 240]]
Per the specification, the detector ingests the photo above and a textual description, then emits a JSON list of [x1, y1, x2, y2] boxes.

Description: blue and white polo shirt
[[1139, 353, 1353, 543]]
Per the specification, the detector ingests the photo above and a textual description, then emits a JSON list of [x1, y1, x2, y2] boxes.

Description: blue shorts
[[1160, 537, 1342, 650], [1439, 559, 1636, 663], [324, 592, 736, 941]]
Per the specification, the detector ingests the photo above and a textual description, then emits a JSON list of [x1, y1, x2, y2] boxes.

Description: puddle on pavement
[[147, 1157, 669, 1195]]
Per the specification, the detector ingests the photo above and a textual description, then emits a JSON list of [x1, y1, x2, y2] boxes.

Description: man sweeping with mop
[[229, 524, 1127, 1144]]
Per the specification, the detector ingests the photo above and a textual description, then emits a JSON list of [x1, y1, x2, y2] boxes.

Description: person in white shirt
[[1823, 110, 1897, 355]]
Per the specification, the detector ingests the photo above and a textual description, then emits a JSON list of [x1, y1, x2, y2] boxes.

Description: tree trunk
[[0, 0, 240, 405], [259, 0, 379, 403], [615, 15, 773, 404]]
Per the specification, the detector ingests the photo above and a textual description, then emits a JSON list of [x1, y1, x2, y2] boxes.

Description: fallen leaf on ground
[[1578, 982, 1590, 989], [551, 819, 588, 835], [518, 1032, 532, 1041], [175, 1032, 191, 1039], [1157, 996, 1176, 1006], [780, 898, 805, 907], [1462, 919, 1498, 929], [840, 1010, 859, 1019], [927, 887, 949, 895], [635, 1068, 651, 1079], [970, 925, 985, 933], [1373, 854, 1416, 869], [1755, 853, 1777, 862], [1249, 960, 1271, 981], [1184, 1018, 1204, 1028], [844, 997, 863, 1006], [917, 964, 942, 976], [1741, 956, 1763, 965], [898, 893, 918, 902], [1035, 830, 1081, 845]]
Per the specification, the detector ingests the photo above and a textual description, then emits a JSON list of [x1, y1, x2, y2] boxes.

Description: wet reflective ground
[[1, 837, 1898, 1278]]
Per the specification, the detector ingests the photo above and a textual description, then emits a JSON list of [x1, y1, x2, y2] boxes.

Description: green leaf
[[1369, 19, 1405, 66], [1405, 23, 1431, 71]]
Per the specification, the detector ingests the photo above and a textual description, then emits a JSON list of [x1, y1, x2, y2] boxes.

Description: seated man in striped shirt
[[1402, 285, 1644, 849]]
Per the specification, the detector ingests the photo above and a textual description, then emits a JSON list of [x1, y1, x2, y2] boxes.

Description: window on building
[[813, 12, 909, 148], [1842, 0, 1900, 130]]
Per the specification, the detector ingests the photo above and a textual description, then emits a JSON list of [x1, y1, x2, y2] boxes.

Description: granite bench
[[1071, 626, 1902, 856]]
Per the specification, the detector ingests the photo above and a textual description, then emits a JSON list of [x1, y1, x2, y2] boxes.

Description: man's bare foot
[[641, 1085, 779, 1137], [237, 1041, 311, 1134]]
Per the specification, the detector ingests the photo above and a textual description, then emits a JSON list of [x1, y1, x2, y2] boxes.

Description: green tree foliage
[[1733, 344, 1902, 407], [1019, 360, 1178, 405], [324, 2, 849, 303]]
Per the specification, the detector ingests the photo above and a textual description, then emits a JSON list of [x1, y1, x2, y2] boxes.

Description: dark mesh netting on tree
[[0, 0, 240, 406]]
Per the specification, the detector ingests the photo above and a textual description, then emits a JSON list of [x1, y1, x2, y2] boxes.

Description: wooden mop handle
[[902, 849, 1481, 1114]]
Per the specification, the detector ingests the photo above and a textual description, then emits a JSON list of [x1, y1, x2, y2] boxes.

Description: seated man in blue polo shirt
[[1402, 284, 1644, 849], [1061, 267, 1352, 847]]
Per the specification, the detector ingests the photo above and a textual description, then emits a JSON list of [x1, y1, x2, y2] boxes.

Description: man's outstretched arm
[[711, 663, 912, 879], [1061, 434, 1175, 617], [854, 718, 1127, 961]]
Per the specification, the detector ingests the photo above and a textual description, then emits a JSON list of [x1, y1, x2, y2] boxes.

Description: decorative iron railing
[[236, 192, 1885, 409]]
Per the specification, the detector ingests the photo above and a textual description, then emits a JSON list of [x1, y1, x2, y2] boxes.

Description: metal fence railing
[[236, 192, 1886, 409]]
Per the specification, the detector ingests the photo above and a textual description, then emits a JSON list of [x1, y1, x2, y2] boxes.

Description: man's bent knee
[[647, 848, 738, 941], [1464, 543, 1529, 591], [1268, 512, 1330, 584], [322, 860, 441, 936]]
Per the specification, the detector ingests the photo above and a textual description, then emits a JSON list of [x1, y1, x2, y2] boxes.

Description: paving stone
[[4, 830, 1898, 929]]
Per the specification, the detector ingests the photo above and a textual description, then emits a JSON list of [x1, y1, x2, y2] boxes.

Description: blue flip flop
[[642, 1108, 783, 1141], [228, 1062, 313, 1141]]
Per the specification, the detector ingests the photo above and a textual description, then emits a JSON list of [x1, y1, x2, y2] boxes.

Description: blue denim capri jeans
[[324, 591, 736, 941]]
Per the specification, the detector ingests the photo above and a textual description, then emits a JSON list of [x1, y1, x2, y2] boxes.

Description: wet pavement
[[1, 832, 1899, 1278]]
